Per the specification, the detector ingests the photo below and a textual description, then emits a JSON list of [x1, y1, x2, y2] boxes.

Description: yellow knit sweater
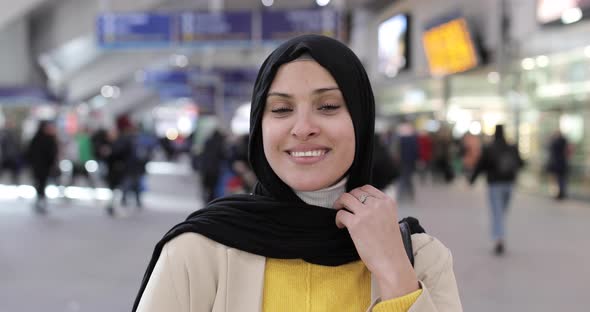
[[262, 258, 422, 312]]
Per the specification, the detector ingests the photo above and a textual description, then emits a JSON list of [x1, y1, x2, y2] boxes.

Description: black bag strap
[[399, 217, 426, 267], [399, 221, 415, 266]]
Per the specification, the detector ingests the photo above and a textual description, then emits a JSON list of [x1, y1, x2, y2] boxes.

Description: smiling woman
[[262, 59, 355, 192], [133, 35, 462, 312]]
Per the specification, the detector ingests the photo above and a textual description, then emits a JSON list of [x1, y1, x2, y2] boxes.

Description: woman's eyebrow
[[267, 87, 340, 98], [313, 87, 340, 95], [267, 92, 293, 99]]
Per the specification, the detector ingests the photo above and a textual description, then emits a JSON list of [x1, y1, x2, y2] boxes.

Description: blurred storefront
[[509, 47, 590, 199], [375, 79, 443, 122], [369, 0, 590, 200], [375, 69, 514, 140]]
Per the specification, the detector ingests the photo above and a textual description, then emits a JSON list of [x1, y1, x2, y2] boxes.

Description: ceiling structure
[[2, 0, 384, 118]]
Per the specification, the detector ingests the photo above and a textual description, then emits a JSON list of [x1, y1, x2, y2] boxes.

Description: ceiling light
[[261, 0, 273, 7], [521, 58, 535, 70], [469, 121, 482, 135], [101, 85, 114, 98], [536, 55, 549, 67], [112, 86, 121, 98], [172, 54, 188, 68], [166, 128, 179, 141], [561, 7, 583, 24], [317, 0, 331, 6]]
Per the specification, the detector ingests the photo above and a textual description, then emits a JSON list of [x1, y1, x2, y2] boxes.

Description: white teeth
[[290, 150, 326, 157]]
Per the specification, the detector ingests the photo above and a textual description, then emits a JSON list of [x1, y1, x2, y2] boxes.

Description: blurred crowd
[[0, 116, 573, 221], [0, 115, 159, 216], [192, 118, 574, 209]]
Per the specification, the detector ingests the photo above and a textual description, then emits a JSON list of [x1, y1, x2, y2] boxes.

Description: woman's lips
[[286, 149, 330, 165]]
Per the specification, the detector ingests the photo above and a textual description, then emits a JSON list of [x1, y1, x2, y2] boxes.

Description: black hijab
[[248, 34, 375, 200], [133, 35, 385, 310]]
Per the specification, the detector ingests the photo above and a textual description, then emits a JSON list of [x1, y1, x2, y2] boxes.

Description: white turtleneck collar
[[294, 177, 348, 209]]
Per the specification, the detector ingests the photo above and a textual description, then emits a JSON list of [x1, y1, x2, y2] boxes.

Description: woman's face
[[262, 60, 355, 192]]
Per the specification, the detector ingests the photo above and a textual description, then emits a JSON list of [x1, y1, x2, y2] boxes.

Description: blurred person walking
[[546, 130, 571, 200], [91, 128, 111, 181], [416, 130, 433, 184], [26, 121, 58, 214], [159, 136, 177, 161], [125, 123, 158, 205], [104, 128, 123, 216], [432, 128, 453, 183], [108, 116, 149, 213], [199, 129, 228, 203], [229, 134, 257, 193], [0, 120, 24, 185], [461, 133, 481, 177], [104, 117, 134, 216], [397, 122, 418, 201], [470, 125, 523, 255], [67, 127, 96, 187]]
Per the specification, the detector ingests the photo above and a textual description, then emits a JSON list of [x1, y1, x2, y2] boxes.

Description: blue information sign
[[143, 70, 189, 86], [97, 9, 344, 49], [217, 68, 258, 83], [180, 11, 253, 44], [261, 9, 340, 41], [97, 13, 177, 48], [0, 87, 58, 104], [158, 84, 191, 99]]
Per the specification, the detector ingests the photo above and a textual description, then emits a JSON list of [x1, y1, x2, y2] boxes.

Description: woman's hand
[[334, 184, 419, 299]]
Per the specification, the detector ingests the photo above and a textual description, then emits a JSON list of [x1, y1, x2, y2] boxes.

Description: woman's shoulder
[[411, 233, 446, 252], [163, 232, 230, 263], [411, 233, 454, 275]]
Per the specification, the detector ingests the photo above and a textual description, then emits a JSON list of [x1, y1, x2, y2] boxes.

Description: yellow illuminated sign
[[422, 18, 479, 76]]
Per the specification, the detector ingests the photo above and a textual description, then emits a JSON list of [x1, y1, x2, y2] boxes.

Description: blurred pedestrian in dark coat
[[470, 125, 523, 255], [0, 120, 23, 185], [546, 130, 571, 200], [200, 129, 227, 203], [26, 121, 58, 214], [397, 122, 418, 201]]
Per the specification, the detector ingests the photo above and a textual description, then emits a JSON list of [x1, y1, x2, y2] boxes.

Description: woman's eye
[[319, 104, 341, 111], [271, 107, 292, 113]]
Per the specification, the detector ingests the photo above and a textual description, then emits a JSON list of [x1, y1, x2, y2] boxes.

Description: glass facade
[[512, 47, 590, 199], [374, 51, 590, 199]]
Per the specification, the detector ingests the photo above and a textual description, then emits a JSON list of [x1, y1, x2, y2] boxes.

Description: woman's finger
[[335, 209, 354, 229], [348, 188, 376, 205], [360, 184, 386, 199], [350, 187, 379, 204], [333, 192, 363, 213]]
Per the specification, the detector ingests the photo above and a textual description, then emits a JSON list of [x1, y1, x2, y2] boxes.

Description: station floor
[[1, 169, 588, 312]]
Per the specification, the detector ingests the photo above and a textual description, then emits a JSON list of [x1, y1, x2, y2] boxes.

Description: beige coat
[[137, 233, 462, 312]]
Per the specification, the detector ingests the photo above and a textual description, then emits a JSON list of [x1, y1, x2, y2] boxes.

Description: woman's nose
[[291, 113, 320, 140]]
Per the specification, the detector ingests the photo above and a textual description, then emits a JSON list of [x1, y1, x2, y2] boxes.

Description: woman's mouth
[[289, 150, 327, 157], [286, 149, 330, 164]]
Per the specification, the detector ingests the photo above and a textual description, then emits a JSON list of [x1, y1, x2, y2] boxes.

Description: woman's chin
[[287, 179, 334, 192]]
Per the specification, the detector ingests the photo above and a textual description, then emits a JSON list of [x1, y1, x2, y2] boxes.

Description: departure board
[[422, 17, 479, 76]]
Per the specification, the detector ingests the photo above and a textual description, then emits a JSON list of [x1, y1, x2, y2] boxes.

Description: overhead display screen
[[180, 11, 253, 43], [377, 13, 410, 78], [96, 9, 343, 49], [261, 9, 341, 41], [97, 13, 176, 48], [422, 16, 479, 76]]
